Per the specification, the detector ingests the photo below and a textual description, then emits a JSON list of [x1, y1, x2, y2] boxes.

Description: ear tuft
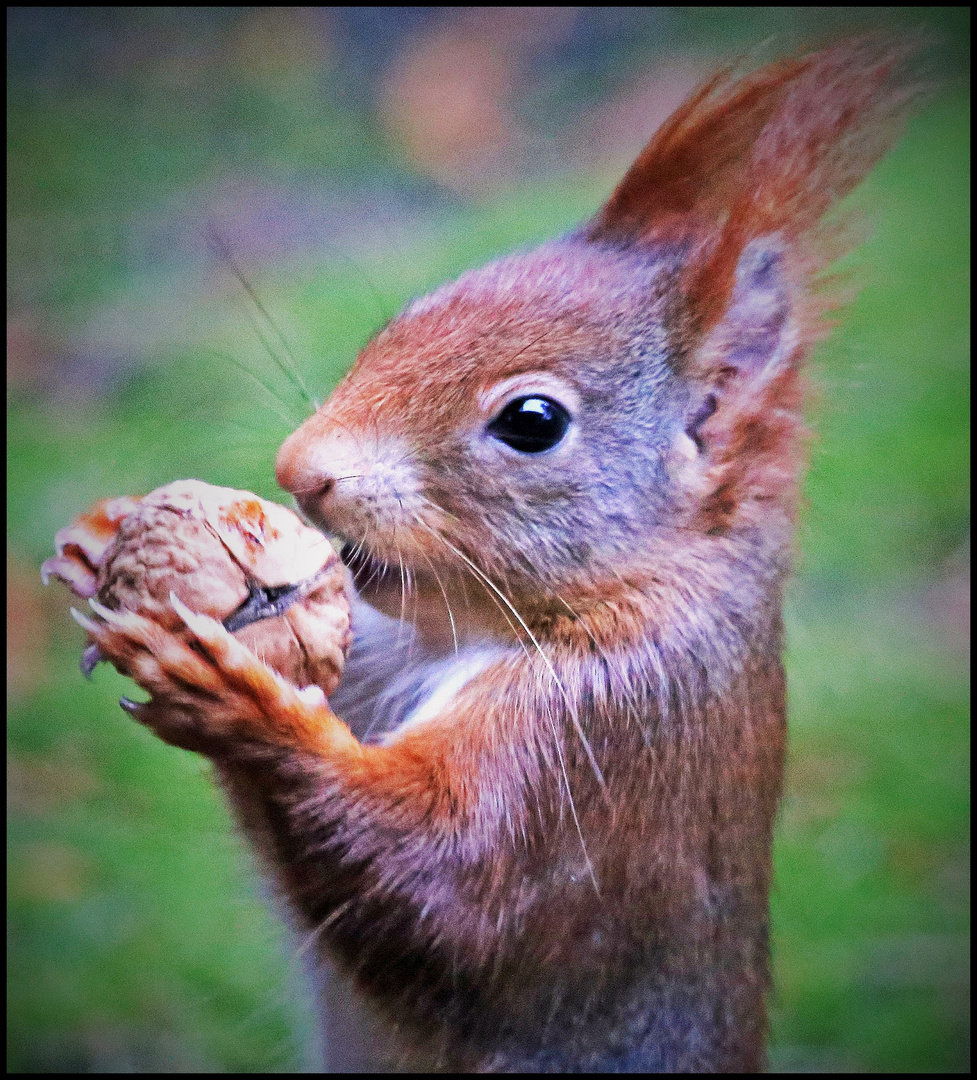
[[587, 35, 925, 337]]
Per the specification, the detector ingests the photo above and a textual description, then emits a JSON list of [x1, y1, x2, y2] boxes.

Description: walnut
[[48, 480, 351, 694]]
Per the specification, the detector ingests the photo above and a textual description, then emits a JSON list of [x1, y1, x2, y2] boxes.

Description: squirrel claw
[[88, 597, 119, 622], [169, 591, 217, 634], [80, 643, 103, 678], [70, 606, 100, 635]]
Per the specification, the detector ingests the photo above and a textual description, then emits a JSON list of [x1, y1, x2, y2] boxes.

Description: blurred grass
[[7, 27, 969, 1077]]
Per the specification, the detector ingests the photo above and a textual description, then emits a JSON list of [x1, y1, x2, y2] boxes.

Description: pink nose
[[275, 420, 334, 500]]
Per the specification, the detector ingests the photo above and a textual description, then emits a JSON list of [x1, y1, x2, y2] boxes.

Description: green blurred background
[[8, 8, 969, 1072]]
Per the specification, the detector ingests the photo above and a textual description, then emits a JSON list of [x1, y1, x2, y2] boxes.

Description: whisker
[[393, 530, 411, 648], [416, 493, 462, 526], [360, 552, 388, 595], [415, 546, 460, 657], [202, 349, 301, 429], [405, 561, 419, 622], [292, 897, 355, 963], [500, 325, 558, 371], [416, 521, 606, 787], [550, 589, 645, 730], [412, 515, 602, 895], [409, 515, 531, 660], [207, 226, 316, 409], [347, 525, 388, 596], [285, 473, 362, 498]]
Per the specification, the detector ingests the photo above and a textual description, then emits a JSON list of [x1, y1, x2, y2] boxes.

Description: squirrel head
[[276, 37, 917, 638]]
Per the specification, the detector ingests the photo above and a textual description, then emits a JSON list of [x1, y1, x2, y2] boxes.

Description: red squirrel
[[51, 37, 918, 1072]]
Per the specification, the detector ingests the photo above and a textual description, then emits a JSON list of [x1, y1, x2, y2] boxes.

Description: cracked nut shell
[[94, 480, 351, 695]]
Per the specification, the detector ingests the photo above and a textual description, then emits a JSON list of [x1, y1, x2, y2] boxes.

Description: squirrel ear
[[679, 238, 805, 524], [682, 235, 805, 472], [702, 238, 792, 386], [683, 237, 796, 455]]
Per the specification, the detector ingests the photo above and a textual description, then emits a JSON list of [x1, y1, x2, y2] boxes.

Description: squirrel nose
[[275, 423, 337, 502]]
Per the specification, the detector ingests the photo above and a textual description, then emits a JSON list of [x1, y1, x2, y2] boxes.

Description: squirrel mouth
[[340, 541, 398, 591]]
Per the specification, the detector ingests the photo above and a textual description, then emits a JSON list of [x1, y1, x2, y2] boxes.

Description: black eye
[[487, 395, 571, 454]]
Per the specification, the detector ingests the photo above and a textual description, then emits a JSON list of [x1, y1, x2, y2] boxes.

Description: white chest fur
[[391, 647, 503, 736], [329, 597, 507, 742]]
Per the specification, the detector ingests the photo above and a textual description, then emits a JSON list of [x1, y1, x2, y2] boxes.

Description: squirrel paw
[[41, 495, 144, 599], [72, 592, 332, 756]]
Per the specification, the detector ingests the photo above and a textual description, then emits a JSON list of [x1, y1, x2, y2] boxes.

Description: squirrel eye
[[487, 395, 571, 454]]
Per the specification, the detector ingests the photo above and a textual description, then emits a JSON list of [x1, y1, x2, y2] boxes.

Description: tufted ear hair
[[586, 35, 923, 343]]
